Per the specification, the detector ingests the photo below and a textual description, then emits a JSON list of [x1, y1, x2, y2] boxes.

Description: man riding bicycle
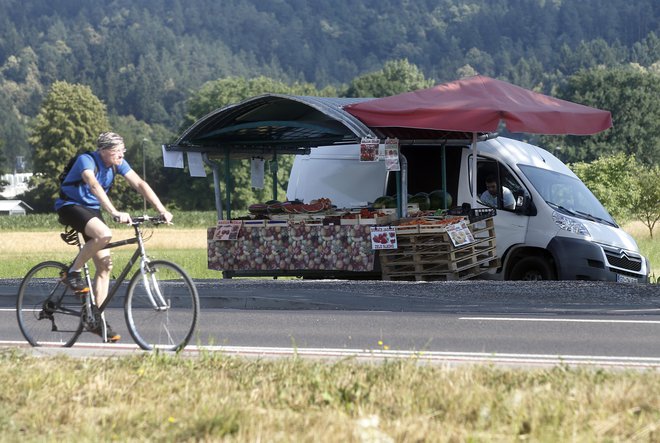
[[55, 132, 173, 342]]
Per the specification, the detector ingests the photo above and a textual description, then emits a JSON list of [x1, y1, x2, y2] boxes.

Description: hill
[[0, 0, 658, 169]]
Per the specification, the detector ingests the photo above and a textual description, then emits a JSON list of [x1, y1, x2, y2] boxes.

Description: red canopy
[[344, 75, 612, 135]]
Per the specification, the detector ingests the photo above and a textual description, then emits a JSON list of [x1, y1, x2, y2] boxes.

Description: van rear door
[[287, 144, 388, 208]]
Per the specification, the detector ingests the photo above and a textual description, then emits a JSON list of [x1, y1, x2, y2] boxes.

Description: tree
[[345, 59, 434, 98], [630, 164, 660, 238], [25, 81, 108, 212], [546, 67, 660, 166], [0, 139, 7, 194], [569, 153, 640, 223]]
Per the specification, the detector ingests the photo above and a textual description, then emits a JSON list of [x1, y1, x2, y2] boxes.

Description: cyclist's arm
[[123, 170, 173, 222], [81, 169, 130, 223]]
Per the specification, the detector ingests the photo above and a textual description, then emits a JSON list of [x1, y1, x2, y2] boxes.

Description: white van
[[287, 137, 650, 282]]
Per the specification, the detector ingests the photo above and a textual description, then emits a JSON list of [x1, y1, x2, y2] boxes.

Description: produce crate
[[242, 220, 267, 228], [380, 217, 499, 281], [446, 206, 497, 223]]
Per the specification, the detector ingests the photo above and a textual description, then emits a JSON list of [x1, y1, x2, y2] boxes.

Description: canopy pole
[[400, 154, 408, 218], [395, 171, 401, 218], [441, 143, 447, 210], [203, 154, 224, 221], [271, 152, 278, 201], [471, 133, 478, 207], [225, 150, 232, 220]]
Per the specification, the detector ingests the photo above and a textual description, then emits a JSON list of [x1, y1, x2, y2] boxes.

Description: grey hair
[[97, 132, 124, 150]]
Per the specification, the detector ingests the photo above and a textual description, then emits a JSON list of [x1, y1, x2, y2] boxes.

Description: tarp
[[344, 75, 612, 135]]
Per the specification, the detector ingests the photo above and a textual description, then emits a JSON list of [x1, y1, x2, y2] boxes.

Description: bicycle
[[16, 215, 200, 351]]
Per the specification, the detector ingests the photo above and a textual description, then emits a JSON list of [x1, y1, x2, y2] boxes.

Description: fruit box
[[265, 220, 288, 227], [394, 224, 420, 234], [359, 214, 391, 225], [242, 220, 266, 228]]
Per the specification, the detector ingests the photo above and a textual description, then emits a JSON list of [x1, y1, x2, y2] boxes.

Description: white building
[[0, 200, 33, 215], [1, 172, 33, 198]]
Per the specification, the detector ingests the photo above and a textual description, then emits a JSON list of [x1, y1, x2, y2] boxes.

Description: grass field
[[0, 213, 656, 281], [1, 350, 659, 441], [1, 215, 658, 440]]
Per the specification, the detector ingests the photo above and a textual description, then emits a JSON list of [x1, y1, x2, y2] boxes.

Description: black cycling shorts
[[57, 204, 105, 241]]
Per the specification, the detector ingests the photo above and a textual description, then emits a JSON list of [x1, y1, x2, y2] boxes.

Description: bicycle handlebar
[[113, 214, 170, 226]]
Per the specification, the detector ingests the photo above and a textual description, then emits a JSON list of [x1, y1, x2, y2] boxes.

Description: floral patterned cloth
[[208, 224, 375, 271]]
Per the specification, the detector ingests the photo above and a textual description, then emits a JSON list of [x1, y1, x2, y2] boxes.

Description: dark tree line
[[1, 0, 659, 212], [1, 1, 658, 153]]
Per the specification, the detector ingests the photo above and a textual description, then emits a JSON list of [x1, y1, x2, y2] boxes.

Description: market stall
[[167, 76, 612, 281], [206, 198, 498, 281]]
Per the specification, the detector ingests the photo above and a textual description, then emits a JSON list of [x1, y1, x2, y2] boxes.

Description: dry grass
[[623, 221, 660, 281], [0, 229, 207, 254], [1, 350, 659, 442], [2, 223, 657, 281], [622, 220, 659, 238]]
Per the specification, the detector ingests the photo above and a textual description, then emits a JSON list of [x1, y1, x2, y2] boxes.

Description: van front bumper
[[547, 237, 649, 283]]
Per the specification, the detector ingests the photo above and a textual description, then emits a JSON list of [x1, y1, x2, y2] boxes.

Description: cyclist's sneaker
[[90, 322, 121, 343], [63, 271, 90, 293]]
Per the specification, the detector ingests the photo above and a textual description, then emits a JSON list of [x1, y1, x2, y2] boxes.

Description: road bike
[[16, 215, 199, 351]]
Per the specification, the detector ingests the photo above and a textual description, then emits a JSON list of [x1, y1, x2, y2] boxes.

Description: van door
[[470, 156, 529, 258]]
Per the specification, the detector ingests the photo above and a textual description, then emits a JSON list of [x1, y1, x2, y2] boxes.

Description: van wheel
[[510, 257, 556, 281]]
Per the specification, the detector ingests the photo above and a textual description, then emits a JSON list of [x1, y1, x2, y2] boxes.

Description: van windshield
[[518, 165, 617, 227]]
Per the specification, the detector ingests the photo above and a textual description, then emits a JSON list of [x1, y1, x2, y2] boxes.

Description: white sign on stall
[[446, 220, 475, 247], [384, 137, 400, 171], [370, 226, 398, 250], [187, 151, 207, 177], [360, 137, 379, 162], [162, 145, 184, 168], [251, 157, 265, 189]]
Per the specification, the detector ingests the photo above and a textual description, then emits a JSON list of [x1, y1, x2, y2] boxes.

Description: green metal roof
[[168, 94, 377, 158]]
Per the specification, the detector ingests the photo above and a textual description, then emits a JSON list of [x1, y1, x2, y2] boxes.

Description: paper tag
[[213, 220, 242, 241], [446, 220, 475, 247], [384, 138, 400, 171], [162, 145, 184, 168], [360, 137, 379, 162], [370, 226, 398, 250]]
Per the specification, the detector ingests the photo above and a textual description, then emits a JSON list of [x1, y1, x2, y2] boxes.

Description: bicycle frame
[[75, 220, 168, 315]]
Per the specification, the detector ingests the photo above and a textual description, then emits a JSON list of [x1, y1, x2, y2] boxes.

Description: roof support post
[[203, 154, 224, 220], [271, 152, 278, 201], [441, 143, 447, 209], [400, 154, 408, 218], [225, 150, 232, 220]]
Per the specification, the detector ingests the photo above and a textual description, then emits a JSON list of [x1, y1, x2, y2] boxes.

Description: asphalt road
[[2, 279, 660, 367]]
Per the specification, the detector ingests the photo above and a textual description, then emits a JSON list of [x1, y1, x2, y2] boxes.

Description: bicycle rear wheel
[[16, 261, 83, 347], [125, 260, 199, 351]]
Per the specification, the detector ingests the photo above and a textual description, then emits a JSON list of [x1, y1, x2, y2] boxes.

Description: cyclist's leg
[[91, 248, 113, 307], [75, 216, 112, 274], [85, 221, 120, 343], [57, 205, 111, 290]]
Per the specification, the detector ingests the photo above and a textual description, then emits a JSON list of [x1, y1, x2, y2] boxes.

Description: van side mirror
[[514, 194, 536, 215]]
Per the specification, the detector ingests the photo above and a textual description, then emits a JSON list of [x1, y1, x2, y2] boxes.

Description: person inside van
[[480, 175, 515, 210]]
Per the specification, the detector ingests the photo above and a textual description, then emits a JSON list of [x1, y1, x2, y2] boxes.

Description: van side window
[[476, 160, 523, 211]]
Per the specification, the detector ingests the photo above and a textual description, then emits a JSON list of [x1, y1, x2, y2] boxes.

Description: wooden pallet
[[380, 217, 499, 281]]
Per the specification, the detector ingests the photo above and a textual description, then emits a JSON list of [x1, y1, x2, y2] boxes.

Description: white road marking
[[461, 317, 660, 324], [2, 340, 660, 368]]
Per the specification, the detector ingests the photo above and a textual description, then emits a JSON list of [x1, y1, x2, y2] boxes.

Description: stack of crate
[[379, 213, 499, 281]]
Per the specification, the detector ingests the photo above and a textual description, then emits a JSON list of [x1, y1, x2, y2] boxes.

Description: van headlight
[[552, 211, 590, 236]]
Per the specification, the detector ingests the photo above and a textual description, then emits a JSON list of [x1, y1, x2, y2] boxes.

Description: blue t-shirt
[[55, 151, 132, 211]]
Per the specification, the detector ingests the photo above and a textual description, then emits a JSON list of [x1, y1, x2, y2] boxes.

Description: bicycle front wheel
[[16, 261, 83, 347], [125, 260, 199, 351]]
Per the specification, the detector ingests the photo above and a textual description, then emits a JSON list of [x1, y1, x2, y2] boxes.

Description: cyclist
[[55, 132, 173, 342]]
